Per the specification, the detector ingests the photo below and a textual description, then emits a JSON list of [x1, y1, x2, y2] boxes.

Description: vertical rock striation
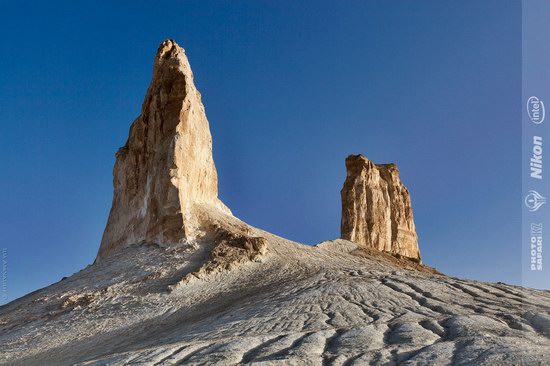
[[340, 154, 421, 261], [97, 40, 231, 260]]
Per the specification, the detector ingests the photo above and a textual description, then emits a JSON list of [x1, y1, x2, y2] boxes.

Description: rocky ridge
[[1, 229, 549, 365]]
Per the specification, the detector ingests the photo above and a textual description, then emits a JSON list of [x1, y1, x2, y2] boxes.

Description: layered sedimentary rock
[[340, 154, 421, 261], [97, 40, 231, 260]]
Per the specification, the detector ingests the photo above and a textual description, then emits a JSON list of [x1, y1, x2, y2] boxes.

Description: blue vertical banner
[[523, 0, 550, 290]]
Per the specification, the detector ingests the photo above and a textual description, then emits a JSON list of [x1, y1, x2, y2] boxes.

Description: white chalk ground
[[1, 217, 550, 365]]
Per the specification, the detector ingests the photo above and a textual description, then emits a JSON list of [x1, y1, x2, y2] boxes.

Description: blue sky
[[0, 0, 525, 303]]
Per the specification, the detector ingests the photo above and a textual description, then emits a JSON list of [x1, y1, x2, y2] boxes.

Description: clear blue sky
[[0, 1, 524, 303]]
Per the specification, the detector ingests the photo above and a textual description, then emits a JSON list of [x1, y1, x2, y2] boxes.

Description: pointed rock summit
[[340, 154, 421, 261], [97, 40, 231, 260]]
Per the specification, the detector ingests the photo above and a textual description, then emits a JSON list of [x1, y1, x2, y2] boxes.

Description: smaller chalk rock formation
[[97, 40, 232, 260], [340, 154, 421, 261]]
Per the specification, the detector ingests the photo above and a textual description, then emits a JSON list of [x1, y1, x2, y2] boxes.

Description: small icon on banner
[[525, 190, 546, 212]]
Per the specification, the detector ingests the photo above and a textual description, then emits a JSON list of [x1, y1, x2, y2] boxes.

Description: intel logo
[[527, 96, 545, 124]]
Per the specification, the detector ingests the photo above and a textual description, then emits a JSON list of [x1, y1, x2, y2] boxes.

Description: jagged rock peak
[[340, 154, 421, 261], [97, 39, 231, 260]]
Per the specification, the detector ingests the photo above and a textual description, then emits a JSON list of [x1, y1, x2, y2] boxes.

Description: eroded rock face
[[168, 226, 268, 290], [340, 154, 421, 261], [97, 40, 231, 260]]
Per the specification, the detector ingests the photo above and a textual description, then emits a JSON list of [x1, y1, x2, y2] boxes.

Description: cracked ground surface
[[1, 225, 549, 365]]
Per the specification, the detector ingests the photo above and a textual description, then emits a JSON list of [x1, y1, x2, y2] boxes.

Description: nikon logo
[[531, 136, 543, 180]]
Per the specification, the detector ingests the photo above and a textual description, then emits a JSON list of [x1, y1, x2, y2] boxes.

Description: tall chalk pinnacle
[[97, 40, 231, 260]]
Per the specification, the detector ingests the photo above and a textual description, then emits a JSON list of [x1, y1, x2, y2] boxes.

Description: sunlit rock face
[[97, 40, 231, 260], [340, 154, 421, 261]]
